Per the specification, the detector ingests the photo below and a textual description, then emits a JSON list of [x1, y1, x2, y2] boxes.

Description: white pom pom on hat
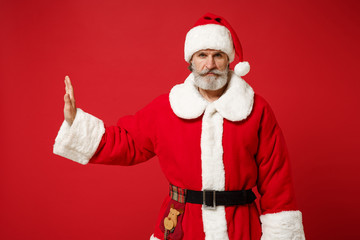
[[234, 61, 250, 77], [185, 13, 250, 77]]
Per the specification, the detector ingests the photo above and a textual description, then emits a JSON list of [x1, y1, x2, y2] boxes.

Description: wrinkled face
[[190, 49, 230, 91], [191, 49, 229, 72]]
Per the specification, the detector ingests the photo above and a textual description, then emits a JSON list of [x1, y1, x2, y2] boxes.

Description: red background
[[1, 0, 359, 239]]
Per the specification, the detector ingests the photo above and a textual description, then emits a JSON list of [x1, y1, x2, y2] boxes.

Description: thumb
[[64, 93, 71, 105], [64, 93, 73, 114]]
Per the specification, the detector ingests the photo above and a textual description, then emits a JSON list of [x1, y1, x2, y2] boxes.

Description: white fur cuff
[[149, 234, 160, 240], [53, 108, 105, 165], [260, 210, 305, 240]]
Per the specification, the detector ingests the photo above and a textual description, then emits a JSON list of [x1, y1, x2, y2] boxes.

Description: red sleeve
[[89, 98, 159, 166], [255, 100, 298, 214]]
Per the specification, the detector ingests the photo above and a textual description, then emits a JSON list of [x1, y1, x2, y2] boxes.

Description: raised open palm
[[64, 76, 77, 125]]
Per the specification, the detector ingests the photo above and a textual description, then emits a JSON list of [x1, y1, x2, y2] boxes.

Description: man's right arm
[[53, 76, 155, 165], [53, 76, 105, 164]]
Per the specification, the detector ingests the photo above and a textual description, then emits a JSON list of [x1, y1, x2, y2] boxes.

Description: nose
[[205, 56, 216, 70]]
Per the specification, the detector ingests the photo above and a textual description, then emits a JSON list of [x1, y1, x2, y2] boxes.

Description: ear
[[188, 63, 193, 72], [170, 203, 174, 208]]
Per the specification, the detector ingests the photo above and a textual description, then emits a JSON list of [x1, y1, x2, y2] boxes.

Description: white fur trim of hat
[[185, 24, 235, 63]]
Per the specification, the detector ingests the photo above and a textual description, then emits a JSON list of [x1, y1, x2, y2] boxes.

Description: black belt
[[169, 184, 256, 209]]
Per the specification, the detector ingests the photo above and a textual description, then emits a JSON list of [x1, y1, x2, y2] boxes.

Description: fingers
[[63, 76, 77, 125], [64, 75, 76, 109], [64, 76, 70, 94], [64, 93, 76, 125], [65, 75, 74, 98]]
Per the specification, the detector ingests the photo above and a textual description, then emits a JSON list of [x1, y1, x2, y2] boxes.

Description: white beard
[[193, 67, 229, 91]]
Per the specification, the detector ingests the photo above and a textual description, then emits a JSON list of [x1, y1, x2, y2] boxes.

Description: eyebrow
[[198, 51, 223, 55]]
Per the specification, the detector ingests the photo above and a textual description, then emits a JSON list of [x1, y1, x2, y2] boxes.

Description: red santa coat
[[53, 72, 305, 240]]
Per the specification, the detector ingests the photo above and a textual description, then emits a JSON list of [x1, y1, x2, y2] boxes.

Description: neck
[[198, 83, 228, 102]]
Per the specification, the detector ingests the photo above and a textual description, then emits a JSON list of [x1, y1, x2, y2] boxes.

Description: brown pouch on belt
[[159, 199, 185, 240]]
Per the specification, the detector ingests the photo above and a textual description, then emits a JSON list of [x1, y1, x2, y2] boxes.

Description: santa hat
[[184, 13, 250, 77]]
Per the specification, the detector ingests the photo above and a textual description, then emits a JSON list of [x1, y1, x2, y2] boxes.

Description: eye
[[214, 53, 223, 58], [198, 53, 207, 57]]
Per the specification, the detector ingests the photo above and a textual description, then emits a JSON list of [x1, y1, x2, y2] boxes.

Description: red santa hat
[[184, 13, 250, 77]]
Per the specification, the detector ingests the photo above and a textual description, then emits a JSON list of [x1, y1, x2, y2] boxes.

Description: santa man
[[54, 13, 305, 240]]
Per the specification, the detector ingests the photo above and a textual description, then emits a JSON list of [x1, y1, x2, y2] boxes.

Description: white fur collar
[[169, 71, 254, 121]]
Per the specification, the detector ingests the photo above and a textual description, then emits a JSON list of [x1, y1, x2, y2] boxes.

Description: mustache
[[199, 68, 227, 76]]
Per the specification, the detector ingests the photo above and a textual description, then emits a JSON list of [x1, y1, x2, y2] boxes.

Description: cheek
[[192, 61, 205, 71], [217, 60, 228, 70]]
